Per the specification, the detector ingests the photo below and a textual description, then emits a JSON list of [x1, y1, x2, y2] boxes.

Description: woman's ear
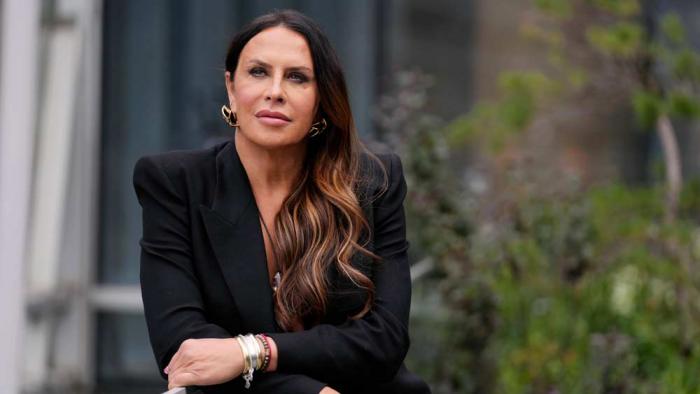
[[224, 71, 237, 112]]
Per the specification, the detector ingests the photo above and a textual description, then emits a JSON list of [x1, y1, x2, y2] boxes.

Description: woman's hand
[[319, 386, 340, 394], [165, 338, 244, 390]]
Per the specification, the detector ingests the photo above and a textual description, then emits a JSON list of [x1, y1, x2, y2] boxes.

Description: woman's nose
[[265, 75, 285, 103]]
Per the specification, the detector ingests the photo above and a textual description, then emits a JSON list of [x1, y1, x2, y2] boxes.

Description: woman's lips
[[255, 110, 292, 127], [257, 116, 291, 126]]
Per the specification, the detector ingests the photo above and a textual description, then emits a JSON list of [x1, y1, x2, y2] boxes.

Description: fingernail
[[164, 367, 169, 374]]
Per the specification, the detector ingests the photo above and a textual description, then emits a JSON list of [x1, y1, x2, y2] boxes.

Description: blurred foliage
[[447, 1, 700, 144], [377, 0, 700, 393], [475, 184, 700, 393], [447, 71, 561, 151]]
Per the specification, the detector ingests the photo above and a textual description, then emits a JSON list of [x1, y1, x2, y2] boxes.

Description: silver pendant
[[243, 367, 253, 389], [272, 271, 281, 293]]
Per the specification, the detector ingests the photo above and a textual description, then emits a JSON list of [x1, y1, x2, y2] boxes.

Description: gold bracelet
[[235, 336, 251, 373], [236, 334, 257, 389], [242, 334, 260, 370]]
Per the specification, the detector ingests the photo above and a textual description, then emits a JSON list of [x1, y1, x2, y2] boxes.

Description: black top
[[133, 136, 431, 394]]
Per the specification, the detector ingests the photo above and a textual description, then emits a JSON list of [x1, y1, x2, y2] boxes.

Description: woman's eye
[[288, 72, 308, 83], [249, 67, 266, 77]]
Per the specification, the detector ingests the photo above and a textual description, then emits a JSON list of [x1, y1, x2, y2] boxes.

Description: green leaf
[[534, 0, 572, 18], [498, 70, 559, 99], [446, 112, 478, 146], [672, 49, 700, 82], [498, 71, 559, 132], [502, 92, 535, 130], [590, 0, 641, 17], [521, 23, 565, 49], [667, 92, 700, 118], [632, 90, 662, 128], [660, 13, 686, 45], [586, 22, 645, 58]]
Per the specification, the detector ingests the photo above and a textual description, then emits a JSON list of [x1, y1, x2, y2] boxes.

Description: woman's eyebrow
[[247, 58, 312, 73]]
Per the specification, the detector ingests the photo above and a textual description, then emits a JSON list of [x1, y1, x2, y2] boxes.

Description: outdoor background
[[1, 0, 700, 393]]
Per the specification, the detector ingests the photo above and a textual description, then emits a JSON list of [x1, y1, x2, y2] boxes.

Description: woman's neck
[[234, 131, 306, 197]]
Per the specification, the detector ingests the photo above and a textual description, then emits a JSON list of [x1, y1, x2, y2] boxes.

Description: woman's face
[[225, 26, 320, 150]]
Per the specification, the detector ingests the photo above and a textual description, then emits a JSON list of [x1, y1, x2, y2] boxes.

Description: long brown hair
[[225, 9, 388, 330]]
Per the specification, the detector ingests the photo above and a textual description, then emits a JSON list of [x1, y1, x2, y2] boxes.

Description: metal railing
[[162, 388, 187, 394]]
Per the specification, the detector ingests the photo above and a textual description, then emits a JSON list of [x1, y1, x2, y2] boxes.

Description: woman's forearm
[[262, 337, 342, 393]]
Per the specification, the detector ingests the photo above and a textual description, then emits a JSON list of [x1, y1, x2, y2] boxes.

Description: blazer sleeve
[[266, 153, 412, 384], [134, 155, 328, 394], [250, 372, 328, 394]]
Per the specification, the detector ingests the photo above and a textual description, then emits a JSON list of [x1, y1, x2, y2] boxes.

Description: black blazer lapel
[[199, 139, 277, 333]]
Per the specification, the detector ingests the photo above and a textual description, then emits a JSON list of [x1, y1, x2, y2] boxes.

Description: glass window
[[96, 312, 164, 394], [99, 0, 239, 285]]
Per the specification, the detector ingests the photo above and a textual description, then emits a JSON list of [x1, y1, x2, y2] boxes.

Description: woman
[[133, 9, 430, 394]]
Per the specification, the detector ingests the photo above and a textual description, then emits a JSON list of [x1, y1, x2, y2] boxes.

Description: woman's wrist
[[235, 333, 268, 388], [230, 338, 246, 376], [265, 336, 278, 372], [236, 333, 277, 373], [254, 334, 271, 372]]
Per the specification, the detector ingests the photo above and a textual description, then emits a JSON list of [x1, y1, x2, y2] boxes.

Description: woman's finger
[[167, 339, 193, 375], [168, 371, 198, 390], [165, 349, 182, 375], [166, 338, 241, 388]]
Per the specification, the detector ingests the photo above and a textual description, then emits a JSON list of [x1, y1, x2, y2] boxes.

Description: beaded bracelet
[[236, 333, 274, 389], [255, 334, 271, 372], [236, 334, 256, 388]]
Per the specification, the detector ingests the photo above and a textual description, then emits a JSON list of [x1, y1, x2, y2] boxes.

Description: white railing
[[162, 388, 187, 394]]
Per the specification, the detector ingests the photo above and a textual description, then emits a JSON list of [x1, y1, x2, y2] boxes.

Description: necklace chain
[[258, 212, 282, 293]]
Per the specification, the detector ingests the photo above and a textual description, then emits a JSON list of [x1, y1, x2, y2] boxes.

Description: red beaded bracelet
[[255, 334, 271, 372]]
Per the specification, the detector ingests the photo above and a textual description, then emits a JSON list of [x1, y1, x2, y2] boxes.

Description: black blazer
[[133, 136, 431, 394]]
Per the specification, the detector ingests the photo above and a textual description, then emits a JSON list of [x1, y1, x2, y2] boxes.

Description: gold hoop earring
[[221, 105, 239, 128], [308, 118, 327, 137]]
